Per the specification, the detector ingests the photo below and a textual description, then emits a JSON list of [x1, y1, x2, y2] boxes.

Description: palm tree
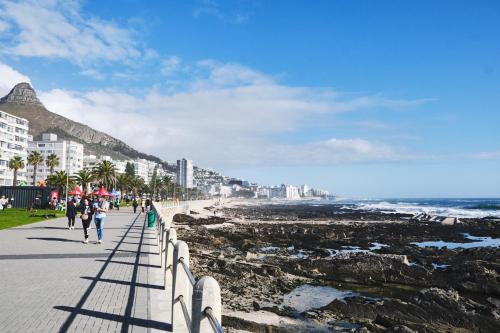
[[27, 151, 44, 186], [129, 176, 145, 196], [9, 156, 25, 186], [47, 171, 75, 198], [92, 160, 117, 189], [74, 169, 94, 194], [45, 153, 59, 175], [116, 173, 131, 194]]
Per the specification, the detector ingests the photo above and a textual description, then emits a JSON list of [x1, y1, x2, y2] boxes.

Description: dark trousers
[[82, 219, 91, 239], [141, 206, 145, 213], [67, 217, 75, 227], [133, 206, 137, 213]]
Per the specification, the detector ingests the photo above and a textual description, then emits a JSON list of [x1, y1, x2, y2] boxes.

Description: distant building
[[313, 188, 329, 197], [176, 158, 193, 188], [27, 133, 83, 184], [83, 155, 128, 174], [285, 185, 301, 199], [300, 184, 311, 197], [132, 159, 149, 181], [0, 110, 29, 186]]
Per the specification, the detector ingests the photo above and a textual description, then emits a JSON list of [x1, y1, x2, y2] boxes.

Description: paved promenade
[[0, 207, 171, 333]]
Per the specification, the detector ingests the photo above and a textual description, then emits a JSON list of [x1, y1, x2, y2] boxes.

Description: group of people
[[131, 197, 150, 214], [65, 196, 109, 244]]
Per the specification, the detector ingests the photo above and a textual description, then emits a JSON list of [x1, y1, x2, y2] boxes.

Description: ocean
[[275, 197, 500, 218]]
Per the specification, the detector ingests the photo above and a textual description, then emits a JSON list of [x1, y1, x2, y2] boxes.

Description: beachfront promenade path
[[0, 207, 172, 333]]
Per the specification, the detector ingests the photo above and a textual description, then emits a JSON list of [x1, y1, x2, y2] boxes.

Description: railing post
[[158, 218, 164, 257], [192, 276, 222, 333], [165, 228, 177, 290], [172, 240, 192, 333]]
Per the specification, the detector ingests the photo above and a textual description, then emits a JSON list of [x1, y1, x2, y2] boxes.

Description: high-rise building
[[27, 133, 84, 184], [133, 159, 149, 181], [0, 110, 29, 186], [176, 158, 193, 188]]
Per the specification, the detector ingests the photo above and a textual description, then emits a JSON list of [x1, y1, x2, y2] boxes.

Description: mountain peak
[[0, 82, 43, 106]]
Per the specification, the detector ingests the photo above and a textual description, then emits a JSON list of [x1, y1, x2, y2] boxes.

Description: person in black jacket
[[79, 198, 94, 244], [66, 200, 77, 230], [132, 198, 138, 213]]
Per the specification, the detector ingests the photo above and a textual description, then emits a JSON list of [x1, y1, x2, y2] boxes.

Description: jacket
[[66, 203, 77, 218]]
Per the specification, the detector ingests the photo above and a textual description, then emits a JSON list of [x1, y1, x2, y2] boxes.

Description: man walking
[[132, 197, 138, 213]]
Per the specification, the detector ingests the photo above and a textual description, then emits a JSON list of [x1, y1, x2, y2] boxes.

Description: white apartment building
[[27, 133, 83, 184], [83, 155, 128, 174], [300, 184, 311, 197], [0, 110, 29, 186], [176, 158, 193, 188], [285, 185, 301, 199], [134, 159, 149, 181]]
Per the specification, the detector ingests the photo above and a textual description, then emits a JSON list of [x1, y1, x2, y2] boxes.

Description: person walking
[[114, 198, 120, 211], [93, 196, 109, 244], [66, 200, 77, 229], [132, 197, 138, 213], [79, 198, 94, 244], [141, 198, 145, 213], [0, 196, 6, 211]]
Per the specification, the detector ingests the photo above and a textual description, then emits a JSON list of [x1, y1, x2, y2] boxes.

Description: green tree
[[45, 153, 59, 175], [47, 171, 75, 198], [27, 151, 44, 186], [129, 176, 145, 196], [92, 160, 117, 189], [125, 162, 135, 177], [9, 156, 25, 186], [116, 173, 132, 194], [74, 169, 94, 194]]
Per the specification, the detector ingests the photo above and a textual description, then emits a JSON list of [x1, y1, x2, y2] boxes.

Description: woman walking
[[140, 198, 145, 213], [66, 200, 77, 230], [79, 198, 94, 244], [93, 196, 109, 244]]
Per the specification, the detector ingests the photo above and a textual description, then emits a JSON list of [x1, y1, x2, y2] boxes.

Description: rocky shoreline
[[176, 202, 500, 332]]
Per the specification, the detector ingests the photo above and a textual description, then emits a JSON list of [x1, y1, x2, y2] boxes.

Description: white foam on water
[[355, 201, 500, 218]]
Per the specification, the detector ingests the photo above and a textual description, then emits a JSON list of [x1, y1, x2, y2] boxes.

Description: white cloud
[[463, 151, 500, 160], [0, 62, 31, 96], [0, 19, 10, 32], [193, 0, 252, 24], [0, 0, 141, 65], [160, 56, 182, 76], [34, 60, 432, 167], [79, 68, 105, 80]]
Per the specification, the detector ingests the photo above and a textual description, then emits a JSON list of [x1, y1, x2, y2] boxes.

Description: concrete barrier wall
[[152, 201, 223, 333]]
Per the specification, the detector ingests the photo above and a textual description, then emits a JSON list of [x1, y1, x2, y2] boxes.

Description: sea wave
[[354, 200, 500, 218]]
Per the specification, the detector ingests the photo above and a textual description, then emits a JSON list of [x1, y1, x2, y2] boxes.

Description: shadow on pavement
[[54, 306, 172, 331]]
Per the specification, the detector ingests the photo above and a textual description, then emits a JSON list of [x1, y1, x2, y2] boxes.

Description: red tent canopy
[[92, 186, 109, 196], [68, 186, 83, 196]]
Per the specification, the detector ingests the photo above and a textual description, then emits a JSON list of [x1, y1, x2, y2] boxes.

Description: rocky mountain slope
[[0, 83, 165, 165]]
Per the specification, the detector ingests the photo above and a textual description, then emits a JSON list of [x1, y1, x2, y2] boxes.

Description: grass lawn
[[0, 208, 66, 230]]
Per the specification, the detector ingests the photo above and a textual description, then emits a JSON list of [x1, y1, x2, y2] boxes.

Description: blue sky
[[0, 0, 499, 197]]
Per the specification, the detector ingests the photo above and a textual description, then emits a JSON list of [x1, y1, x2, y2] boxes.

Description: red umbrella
[[93, 186, 109, 196], [68, 186, 83, 196]]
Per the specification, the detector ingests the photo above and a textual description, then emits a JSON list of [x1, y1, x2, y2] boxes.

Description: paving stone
[[0, 208, 172, 332]]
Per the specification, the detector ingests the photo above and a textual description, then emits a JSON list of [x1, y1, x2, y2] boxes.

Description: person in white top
[[0, 196, 7, 210], [92, 196, 109, 244]]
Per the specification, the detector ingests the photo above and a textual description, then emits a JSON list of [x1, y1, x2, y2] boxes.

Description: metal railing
[[152, 202, 224, 333]]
